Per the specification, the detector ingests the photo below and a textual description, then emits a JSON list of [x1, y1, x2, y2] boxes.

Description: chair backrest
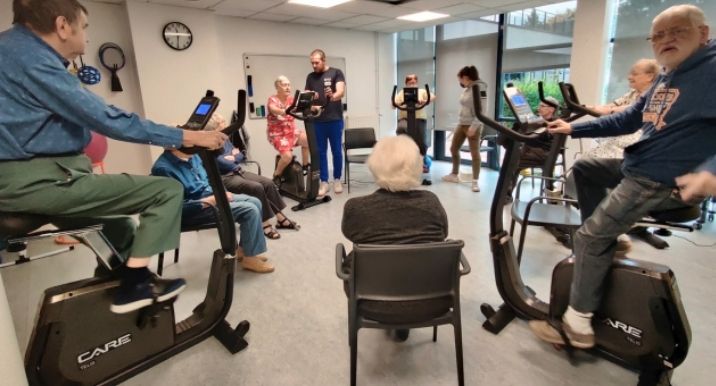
[[352, 240, 464, 302], [344, 128, 377, 151]]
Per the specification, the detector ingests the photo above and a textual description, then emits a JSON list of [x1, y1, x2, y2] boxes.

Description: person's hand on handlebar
[[547, 119, 573, 135], [182, 130, 227, 150]]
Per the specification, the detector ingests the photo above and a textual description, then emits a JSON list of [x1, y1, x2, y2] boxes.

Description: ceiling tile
[[269, 3, 357, 20], [211, 0, 284, 14], [436, 3, 487, 15], [148, 0, 216, 9], [249, 12, 298, 22]]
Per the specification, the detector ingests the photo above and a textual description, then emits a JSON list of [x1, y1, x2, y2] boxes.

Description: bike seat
[[648, 205, 701, 223]]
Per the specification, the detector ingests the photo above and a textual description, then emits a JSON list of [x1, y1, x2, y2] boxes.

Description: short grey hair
[[653, 4, 707, 29], [543, 96, 559, 107], [274, 75, 290, 89], [205, 112, 226, 132], [367, 135, 421, 192], [633, 58, 660, 75]]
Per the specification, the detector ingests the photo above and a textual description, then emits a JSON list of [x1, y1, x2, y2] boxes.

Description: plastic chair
[[156, 206, 221, 276], [336, 240, 471, 386], [510, 175, 581, 263], [343, 128, 377, 193]]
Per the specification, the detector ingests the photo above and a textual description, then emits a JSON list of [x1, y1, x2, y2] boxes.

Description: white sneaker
[[442, 174, 460, 183], [333, 180, 343, 194], [471, 180, 480, 192], [318, 182, 329, 197]]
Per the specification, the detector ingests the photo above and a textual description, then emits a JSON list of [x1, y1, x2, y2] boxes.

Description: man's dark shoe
[[111, 276, 186, 314], [422, 179, 432, 186]]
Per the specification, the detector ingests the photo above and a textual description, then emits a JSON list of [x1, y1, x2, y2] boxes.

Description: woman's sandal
[[263, 224, 281, 239], [277, 218, 301, 230]]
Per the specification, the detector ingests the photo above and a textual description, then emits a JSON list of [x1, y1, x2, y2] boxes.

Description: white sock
[[562, 306, 594, 335]]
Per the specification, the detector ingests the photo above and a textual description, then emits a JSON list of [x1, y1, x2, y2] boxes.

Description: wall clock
[[162, 21, 193, 51]]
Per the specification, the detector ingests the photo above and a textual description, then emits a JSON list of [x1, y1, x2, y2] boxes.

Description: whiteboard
[[243, 54, 347, 120]]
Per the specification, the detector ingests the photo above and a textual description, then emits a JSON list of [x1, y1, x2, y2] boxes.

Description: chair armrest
[[515, 174, 568, 200], [335, 243, 350, 280], [459, 253, 471, 276], [242, 160, 262, 176]]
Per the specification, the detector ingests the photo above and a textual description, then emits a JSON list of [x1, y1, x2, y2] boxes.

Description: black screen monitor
[[403, 87, 419, 104], [295, 91, 315, 111]]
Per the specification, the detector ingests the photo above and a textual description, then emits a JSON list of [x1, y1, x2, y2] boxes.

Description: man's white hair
[[653, 4, 707, 29], [367, 135, 422, 192]]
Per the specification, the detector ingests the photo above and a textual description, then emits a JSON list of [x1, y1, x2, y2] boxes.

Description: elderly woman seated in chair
[[208, 112, 299, 240], [341, 135, 449, 342]]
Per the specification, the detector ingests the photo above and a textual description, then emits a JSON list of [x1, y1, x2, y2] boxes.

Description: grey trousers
[[569, 158, 687, 312]]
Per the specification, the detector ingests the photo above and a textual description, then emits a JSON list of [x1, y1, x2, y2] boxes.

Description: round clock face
[[163, 22, 193, 51]]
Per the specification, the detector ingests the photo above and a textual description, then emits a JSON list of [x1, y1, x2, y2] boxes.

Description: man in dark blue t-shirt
[[305, 49, 346, 196]]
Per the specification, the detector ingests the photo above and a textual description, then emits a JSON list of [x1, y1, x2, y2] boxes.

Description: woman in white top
[[442, 65, 485, 192], [584, 58, 660, 159]]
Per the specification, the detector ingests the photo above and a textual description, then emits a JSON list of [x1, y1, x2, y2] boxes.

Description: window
[[604, 0, 715, 103]]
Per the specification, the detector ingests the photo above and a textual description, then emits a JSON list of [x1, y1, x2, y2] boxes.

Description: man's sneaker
[[333, 180, 344, 194], [318, 182, 329, 196], [472, 180, 480, 192], [422, 179, 432, 186], [442, 174, 460, 183], [615, 234, 632, 256], [111, 276, 186, 314], [528, 320, 595, 349], [394, 328, 410, 342], [241, 256, 275, 273]]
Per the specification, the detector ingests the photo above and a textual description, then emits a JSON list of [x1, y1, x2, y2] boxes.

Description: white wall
[[0, 0, 153, 175], [125, 1, 393, 174]]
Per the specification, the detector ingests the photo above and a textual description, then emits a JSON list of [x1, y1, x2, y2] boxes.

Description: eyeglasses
[[646, 26, 694, 43]]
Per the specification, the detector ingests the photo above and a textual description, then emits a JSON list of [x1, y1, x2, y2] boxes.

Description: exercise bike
[[3, 90, 252, 385], [475, 83, 690, 386], [274, 90, 331, 211]]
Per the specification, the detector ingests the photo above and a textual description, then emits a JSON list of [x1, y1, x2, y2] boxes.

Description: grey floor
[[2, 161, 715, 386]]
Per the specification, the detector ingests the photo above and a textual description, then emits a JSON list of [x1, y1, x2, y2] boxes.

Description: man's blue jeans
[[182, 194, 266, 257], [570, 158, 688, 312], [314, 119, 344, 182]]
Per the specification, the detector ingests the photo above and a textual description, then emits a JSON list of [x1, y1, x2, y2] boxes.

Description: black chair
[[343, 128, 377, 193], [157, 205, 220, 276], [510, 175, 582, 261], [335, 240, 471, 386]]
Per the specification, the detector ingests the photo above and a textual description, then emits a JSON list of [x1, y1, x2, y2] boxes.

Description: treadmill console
[[503, 86, 541, 124], [185, 91, 220, 130]]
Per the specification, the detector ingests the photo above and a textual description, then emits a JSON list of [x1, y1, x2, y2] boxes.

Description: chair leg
[[347, 162, 351, 193], [157, 252, 164, 276], [517, 224, 528, 265], [453, 322, 465, 386], [350, 326, 358, 386], [433, 325, 438, 342], [174, 247, 180, 263]]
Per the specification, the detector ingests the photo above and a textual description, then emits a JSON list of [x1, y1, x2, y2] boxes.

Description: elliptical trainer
[[475, 83, 690, 386], [392, 84, 432, 184], [23, 90, 251, 386], [274, 90, 331, 211]]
